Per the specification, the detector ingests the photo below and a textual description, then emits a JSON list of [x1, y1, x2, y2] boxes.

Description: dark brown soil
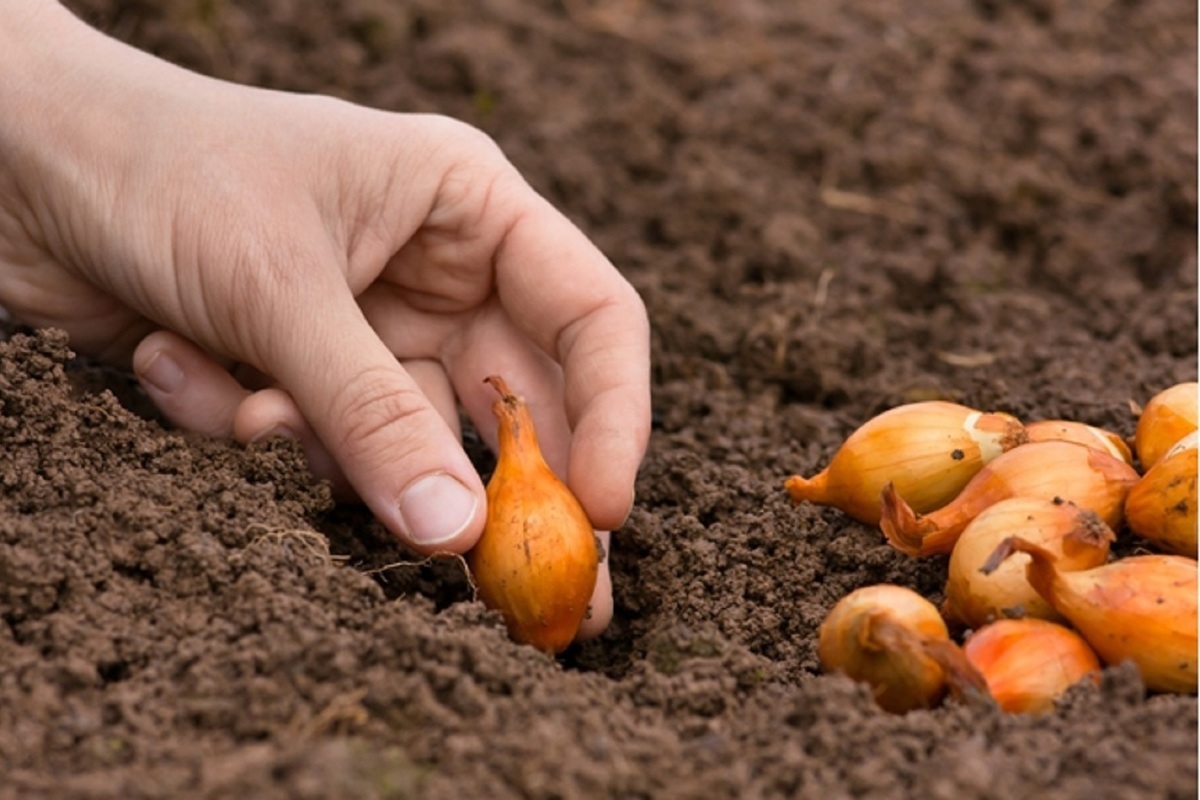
[[2, 1, 1196, 798]]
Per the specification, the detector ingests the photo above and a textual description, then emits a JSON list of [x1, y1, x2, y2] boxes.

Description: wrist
[[0, 3, 109, 150]]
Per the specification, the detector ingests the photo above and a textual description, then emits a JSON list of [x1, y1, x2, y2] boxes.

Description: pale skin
[[0, 2, 650, 640]]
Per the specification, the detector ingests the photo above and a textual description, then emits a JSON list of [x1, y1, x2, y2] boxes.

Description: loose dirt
[[2, 1, 1196, 797]]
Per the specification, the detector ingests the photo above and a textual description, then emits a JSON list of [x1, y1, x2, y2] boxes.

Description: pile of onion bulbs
[[788, 383, 1198, 714]]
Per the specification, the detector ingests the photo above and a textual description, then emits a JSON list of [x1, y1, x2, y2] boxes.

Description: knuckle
[[428, 114, 504, 156], [328, 367, 433, 461]]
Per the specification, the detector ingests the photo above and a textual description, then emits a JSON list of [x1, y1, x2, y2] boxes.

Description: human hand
[[0, 3, 650, 638]]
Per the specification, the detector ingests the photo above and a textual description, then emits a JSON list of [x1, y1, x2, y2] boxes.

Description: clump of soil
[[3, 1, 1196, 797]]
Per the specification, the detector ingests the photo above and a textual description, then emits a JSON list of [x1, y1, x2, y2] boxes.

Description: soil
[[2, 1, 1197, 798]]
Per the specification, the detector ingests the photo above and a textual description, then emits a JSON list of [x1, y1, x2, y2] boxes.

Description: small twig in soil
[[935, 350, 998, 368], [287, 688, 370, 740], [818, 154, 922, 223], [819, 186, 919, 223], [801, 267, 837, 336]]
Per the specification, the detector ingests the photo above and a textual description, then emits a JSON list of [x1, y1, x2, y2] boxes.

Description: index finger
[[493, 189, 651, 530]]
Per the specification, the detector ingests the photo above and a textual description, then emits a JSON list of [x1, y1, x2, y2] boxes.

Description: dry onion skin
[[1134, 381, 1198, 471], [880, 440, 1139, 558], [785, 401, 1026, 525], [943, 497, 1114, 629], [818, 584, 988, 714], [1124, 431, 1197, 557], [1024, 419, 1134, 466], [962, 618, 1101, 714], [984, 536, 1198, 694], [466, 376, 599, 654]]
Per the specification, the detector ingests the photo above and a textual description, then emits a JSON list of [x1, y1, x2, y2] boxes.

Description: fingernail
[[250, 424, 298, 445], [397, 473, 479, 547], [139, 351, 184, 395]]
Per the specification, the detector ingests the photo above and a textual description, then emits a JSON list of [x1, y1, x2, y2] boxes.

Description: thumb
[[263, 284, 485, 555]]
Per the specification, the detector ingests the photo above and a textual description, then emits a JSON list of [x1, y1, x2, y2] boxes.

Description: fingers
[[401, 358, 463, 439], [575, 530, 613, 641], [559, 301, 650, 532], [132, 330, 248, 438], [374, 175, 649, 529], [132, 331, 350, 493], [346, 119, 647, 533], [261, 273, 486, 555], [232, 359, 462, 504], [493, 194, 652, 531], [134, 327, 614, 643], [133, 329, 471, 529], [232, 388, 353, 498]]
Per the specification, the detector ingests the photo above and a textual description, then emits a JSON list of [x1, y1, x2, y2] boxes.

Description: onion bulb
[[962, 618, 1101, 714], [1124, 431, 1197, 557], [943, 497, 1114, 629], [818, 584, 988, 714], [785, 401, 1026, 525], [983, 536, 1198, 694], [466, 376, 599, 654], [880, 441, 1138, 558], [1134, 382, 1198, 471], [1024, 419, 1134, 466]]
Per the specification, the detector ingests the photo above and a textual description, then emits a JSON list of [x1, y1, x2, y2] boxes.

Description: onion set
[[466, 376, 599, 654], [943, 497, 1114, 629], [1024, 419, 1134, 465], [785, 401, 1026, 525], [1124, 431, 1197, 557], [962, 618, 1101, 714], [1134, 381, 1198, 471], [983, 536, 1198, 694], [880, 440, 1138, 557], [818, 584, 988, 714]]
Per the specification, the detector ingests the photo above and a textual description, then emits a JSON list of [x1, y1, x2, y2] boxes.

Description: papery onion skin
[[1134, 382, 1198, 471], [785, 401, 1027, 525], [986, 536, 1198, 694], [818, 584, 987, 714], [943, 497, 1114, 629], [467, 376, 599, 654], [1125, 435, 1197, 557], [881, 441, 1138, 558], [962, 618, 1101, 714], [1025, 419, 1134, 466]]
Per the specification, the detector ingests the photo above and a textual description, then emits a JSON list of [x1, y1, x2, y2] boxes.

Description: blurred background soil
[[1, 1, 1196, 797]]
